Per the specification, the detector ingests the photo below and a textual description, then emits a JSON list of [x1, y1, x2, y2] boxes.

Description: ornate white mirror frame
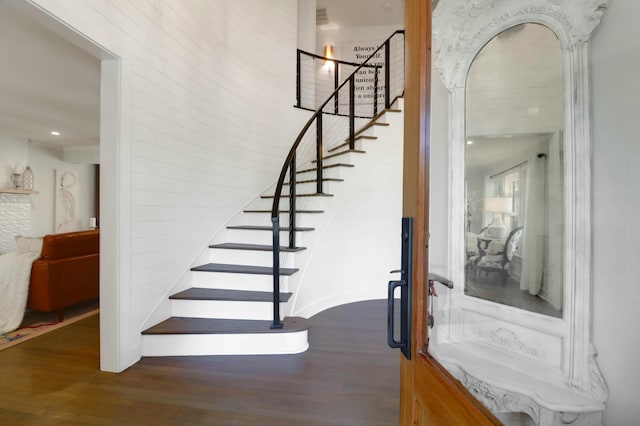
[[430, 0, 608, 423]]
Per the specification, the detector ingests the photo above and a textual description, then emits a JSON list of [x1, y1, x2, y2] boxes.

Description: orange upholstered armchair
[[27, 229, 99, 320]]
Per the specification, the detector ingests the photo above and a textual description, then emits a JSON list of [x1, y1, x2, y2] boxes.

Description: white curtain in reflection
[[543, 132, 564, 309], [520, 153, 545, 295]]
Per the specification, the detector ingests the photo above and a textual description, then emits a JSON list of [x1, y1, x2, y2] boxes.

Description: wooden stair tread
[[227, 225, 314, 232], [191, 263, 298, 276], [209, 243, 306, 252], [170, 288, 292, 303], [284, 178, 344, 185], [243, 209, 324, 214], [297, 163, 354, 174], [142, 316, 309, 335], [260, 193, 333, 199], [349, 132, 384, 141], [311, 149, 365, 163], [328, 137, 376, 153]]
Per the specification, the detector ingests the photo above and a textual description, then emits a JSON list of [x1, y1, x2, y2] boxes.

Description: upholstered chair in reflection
[[473, 226, 524, 286]]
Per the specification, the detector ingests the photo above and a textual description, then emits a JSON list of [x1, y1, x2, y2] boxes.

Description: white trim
[[99, 58, 134, 372], [16, 0, 129, 373]]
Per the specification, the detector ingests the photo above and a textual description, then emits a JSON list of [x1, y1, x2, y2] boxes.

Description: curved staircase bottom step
[[141, 317, 309, 356]]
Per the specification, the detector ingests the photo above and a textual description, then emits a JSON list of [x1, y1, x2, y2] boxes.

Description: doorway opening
[[1, 1, 122, 372]]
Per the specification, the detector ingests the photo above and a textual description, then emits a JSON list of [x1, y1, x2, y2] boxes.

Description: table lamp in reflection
[[484, 197, 512, 238]]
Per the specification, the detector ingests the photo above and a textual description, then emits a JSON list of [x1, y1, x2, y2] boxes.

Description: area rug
[[0, 303, 99, 351]]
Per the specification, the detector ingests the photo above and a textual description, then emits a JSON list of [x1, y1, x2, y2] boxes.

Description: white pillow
[[15, 236, 43, 254], [485, 240, 505, 255]]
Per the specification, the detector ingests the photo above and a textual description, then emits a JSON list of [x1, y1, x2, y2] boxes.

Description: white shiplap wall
[[30, 0, 302, 371]]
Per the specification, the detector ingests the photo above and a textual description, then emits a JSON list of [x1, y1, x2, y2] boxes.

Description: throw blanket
[[0, 251, 40, 334]]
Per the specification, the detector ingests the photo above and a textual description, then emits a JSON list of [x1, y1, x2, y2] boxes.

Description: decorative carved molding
[[433, 0, 608, 89], [477, 327, 539, 357], [588, 345, 609, 403], [456, 369, 540, 424]]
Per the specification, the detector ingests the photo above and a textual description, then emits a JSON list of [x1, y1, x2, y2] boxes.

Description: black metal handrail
[[270, 30, 405, 329], [296, 49, 382, 114]]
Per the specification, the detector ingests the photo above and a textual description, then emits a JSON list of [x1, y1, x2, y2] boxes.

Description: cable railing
[[270, 30, 405, 329], [296, 34, 405, 119]]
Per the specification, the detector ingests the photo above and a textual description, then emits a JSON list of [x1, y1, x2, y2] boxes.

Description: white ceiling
[[0, 0, 100, 147], [316, 0, 404, 29]]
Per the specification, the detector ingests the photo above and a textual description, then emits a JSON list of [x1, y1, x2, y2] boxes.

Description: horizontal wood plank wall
[[0, 300, 399, 426], [31, 0, 305, 369]]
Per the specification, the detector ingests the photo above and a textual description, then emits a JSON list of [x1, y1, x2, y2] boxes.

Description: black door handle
[[387, 279, 406, 348], [387, 217, 413, 360]]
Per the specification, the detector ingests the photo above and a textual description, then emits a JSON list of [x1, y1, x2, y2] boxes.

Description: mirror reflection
[[464, 23, 563, 317]]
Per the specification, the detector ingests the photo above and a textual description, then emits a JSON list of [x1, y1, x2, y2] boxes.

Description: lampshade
[[484, 197, 513, 214]]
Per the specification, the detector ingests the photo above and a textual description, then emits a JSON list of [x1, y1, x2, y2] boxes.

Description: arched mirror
[[431, 1, 608, 423], [464, 23, 564, 318]]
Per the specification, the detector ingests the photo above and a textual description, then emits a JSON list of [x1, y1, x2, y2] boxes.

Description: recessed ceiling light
[[50, 131, 60, 136], [467, 140, 473, 145]]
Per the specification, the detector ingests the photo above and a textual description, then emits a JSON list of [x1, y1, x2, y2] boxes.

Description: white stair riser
[[258, 181, 342, 201], [319, 152, 365, 167], [191, 271, 290, 292], [296, 165, 351, 180], [246, 196, 331, 213], [224, 229, 309, 246], [171, 299, 287, 321], [229, 212, 319, 229], [325, 139, 367, 152], [142, 330, 309, 356], [285, 180, 341, 195], [207, 249, 296, 267]]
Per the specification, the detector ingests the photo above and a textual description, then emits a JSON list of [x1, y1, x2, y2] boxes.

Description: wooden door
[[399, 1, 502, 424]]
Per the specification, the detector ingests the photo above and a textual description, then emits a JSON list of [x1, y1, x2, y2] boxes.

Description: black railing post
[[296, 49, 301, 108], [334, 63, 339, 114], [288, 155, 296, 249], [271, 217, 283, 329], [316, 113, 324, 194], [374, 67, 379, 116], [349, 75, 355, 150], [384, 40, 391, 109]]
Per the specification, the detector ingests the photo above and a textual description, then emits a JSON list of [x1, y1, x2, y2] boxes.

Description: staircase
[[141, 105, 402, 356], [141, 30, 405, 357]]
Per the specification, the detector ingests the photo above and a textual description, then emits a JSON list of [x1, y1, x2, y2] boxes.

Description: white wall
[[0, 135, 28, 189], [316, 24, 401, 58], [29, 142, 96, 235], [297, 0, 316, 52], [30, 0, 303, 371], [591, 1, 640, 424], [0, 136, 95, 237]]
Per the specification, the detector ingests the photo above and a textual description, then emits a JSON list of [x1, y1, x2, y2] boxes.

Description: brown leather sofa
[[27, 229, 99, 320]]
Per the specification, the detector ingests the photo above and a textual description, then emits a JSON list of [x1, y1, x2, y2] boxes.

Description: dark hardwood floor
[[464, 269, 562, 318], [0, 300, 399, 426]]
